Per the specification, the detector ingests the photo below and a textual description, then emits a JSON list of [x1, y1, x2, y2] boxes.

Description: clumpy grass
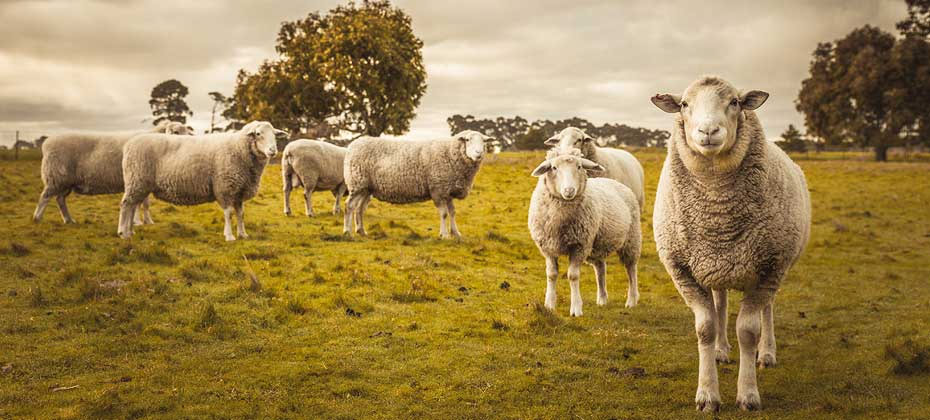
[[485, 230, 510, 243], [196, 303, 219, 331], [28, 287, 45, 307], [527, 302, 563, 331], [390, 276, 438, 303], [179, 260, 220, 283], [886, 339, 930, 375], [1, 241, 30, 257], [285, 297, 308, 315]]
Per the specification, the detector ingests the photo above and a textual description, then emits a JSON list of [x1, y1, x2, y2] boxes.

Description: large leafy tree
[[226, 1, 426, 137], [149, 79, 192, 125], [796, 25, 930, 161]]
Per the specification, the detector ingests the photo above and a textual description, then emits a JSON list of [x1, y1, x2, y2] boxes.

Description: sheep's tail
[[281, 150, 296, 189]]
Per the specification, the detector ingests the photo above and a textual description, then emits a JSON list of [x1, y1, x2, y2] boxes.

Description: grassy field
[[1, 149, 929, 419]]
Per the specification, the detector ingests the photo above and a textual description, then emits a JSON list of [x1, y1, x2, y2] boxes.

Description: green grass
[[1, 151, 929, 419]]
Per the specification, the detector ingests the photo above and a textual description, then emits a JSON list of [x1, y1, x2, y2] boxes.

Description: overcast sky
[[0, 0, 908, 145]]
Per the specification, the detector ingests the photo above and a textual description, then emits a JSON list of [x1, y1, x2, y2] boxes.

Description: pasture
[[1, 149, 929, 419]]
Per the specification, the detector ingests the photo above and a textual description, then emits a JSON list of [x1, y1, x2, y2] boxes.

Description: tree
[[226, 1, 426, 138], [797, 26, 901, 161], [149, 79, 192, 126], [207, 91, 230, 133], [776, 124, 807, 153], [512, 128, 549, 150], [898, 0, 930, 39]]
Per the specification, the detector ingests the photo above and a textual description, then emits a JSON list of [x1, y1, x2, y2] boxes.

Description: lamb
[[117, 121, 285, 241], [545, 127, 645, 207], [342, 130, 493, 239], [528, 148, 641, 317], [650, 76, 811, 412], [281, 139, 348, 217], [32, 121, 190, 225]]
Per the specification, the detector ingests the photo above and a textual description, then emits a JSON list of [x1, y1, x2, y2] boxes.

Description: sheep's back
[[286, 140, 347, 190], [346, 138, 432, 203], [42, 133, 132, 194], [591, 146, 645, 206]]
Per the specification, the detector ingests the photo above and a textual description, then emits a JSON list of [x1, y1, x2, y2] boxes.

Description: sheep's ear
[[273, 129, 288, 139], [544, 136, 560, 146], [453, 131, 471, 142], [739, 90, 769, 110], [531, 161, 552, 177], [580, 158, 605, 173], [651, 94, 681, 113], [581, 131, 595, 143]]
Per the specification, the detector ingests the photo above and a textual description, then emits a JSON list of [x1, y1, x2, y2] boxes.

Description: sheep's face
[[652, 77, 768, 157], [164, 122, 190, 135], [531, 154, 604, 201], [544, 127, 594, 153], [455, 130, 493, 161], [245, 121, 287, 158]]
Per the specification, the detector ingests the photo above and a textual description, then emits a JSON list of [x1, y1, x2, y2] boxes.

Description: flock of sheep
[[29, 76, 810, 412]]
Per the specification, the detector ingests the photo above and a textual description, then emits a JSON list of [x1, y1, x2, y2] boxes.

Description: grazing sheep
[[342, 130, 493, 238], [528, 148, 641, 317], [545, 127, 645, 207], [32, 121, 190, 224], [651, 76, 811, 412], [117, 121, 285, 241], [281, 139, 348, 217]]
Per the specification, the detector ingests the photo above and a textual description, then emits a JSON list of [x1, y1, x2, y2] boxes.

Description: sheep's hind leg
[[342, 192, 360, 236], [32, 188, 55, 223], [133, 196, 152, 226], [142, 196, 154, 225], [354, 194, 370, 236], [544, 255, 559, 310], [567, 254, 584, 316], [282, 175, 293, 216], [624, 258, 639, 308], [57, 190, 75, 224], [221, 206, 236, 241], [758, 301, 776, 368], [332, 184, 346, 215], [593, 260, 608, 306], [235, 202, 248, 239], [713, 289, 732, 363]]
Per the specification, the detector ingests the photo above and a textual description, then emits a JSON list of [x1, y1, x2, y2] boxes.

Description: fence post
[[14, 130, 19, 160]]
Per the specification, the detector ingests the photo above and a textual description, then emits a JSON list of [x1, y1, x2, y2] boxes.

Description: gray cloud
[[0, 0, 909, 145]]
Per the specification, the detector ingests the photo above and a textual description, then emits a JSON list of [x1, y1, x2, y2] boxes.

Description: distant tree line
[[446, 115, 670, 151], [796, 0, 930, 161]]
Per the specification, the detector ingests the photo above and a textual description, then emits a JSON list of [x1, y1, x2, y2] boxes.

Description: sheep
[[650, 76, 811, 412], [281, 139, 348, 217], [32, 121, 190, 225], [117, 121, 285, 241], [528, 148, 641, 317], [545, 127, 645, 207], [342, 130, 493, 239]]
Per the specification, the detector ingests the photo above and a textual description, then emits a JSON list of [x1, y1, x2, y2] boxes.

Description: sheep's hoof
[[63, 218, 76, 224], [625, 294, 638, 308], [695, 390, 721, 413], [239, 232, 250, 239], [225, 235, 236, 242], [736, 391, 761, 411], [715, 347, 732, 363], [569, 307, 583, 317], [597, 294, 608, 306], [284, 210, 292, 217], [307, 212, 316, 218], [758, 352, 776, 368], [133, 220, 145, 226]]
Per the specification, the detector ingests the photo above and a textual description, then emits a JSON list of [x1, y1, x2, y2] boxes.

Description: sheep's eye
[[680, 101, 688, 108], [730, 98, 739, 107]]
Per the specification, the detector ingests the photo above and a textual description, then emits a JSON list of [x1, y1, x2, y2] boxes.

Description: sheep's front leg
[[304, 188, 315, 217], [447, 200, 462, 239], [343, 192, 358, 236], [435, 199, 450, 239], [222, 206, 236, 241], [117, 194, 139, 239], [736, 297, 767, 410], [758, 301, 776, 368], [235, 202, 248, 239], [593, 260, 608, 306], [671, 265, 720, 412], [33, 188, 54, 223], [567, 254, 584, 317], [544, 255, 559, 310], [713, 289, 732, 363]]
